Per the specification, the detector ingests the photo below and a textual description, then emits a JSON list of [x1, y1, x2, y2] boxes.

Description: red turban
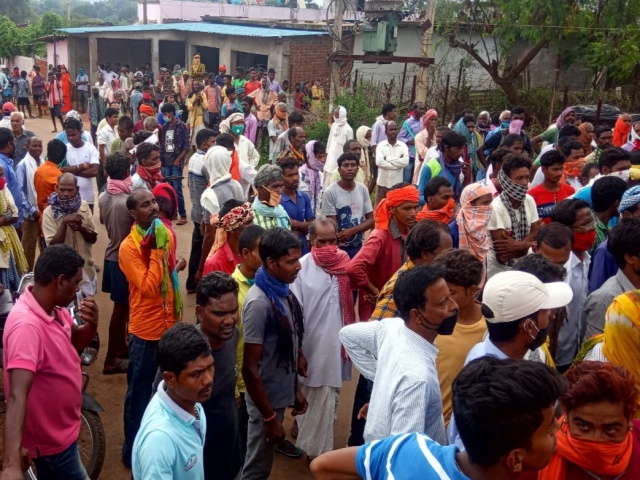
[[374, 185, 420, 230]]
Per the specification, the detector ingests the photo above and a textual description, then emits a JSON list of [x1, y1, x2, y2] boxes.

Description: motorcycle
[[0, 274, 106, 480]]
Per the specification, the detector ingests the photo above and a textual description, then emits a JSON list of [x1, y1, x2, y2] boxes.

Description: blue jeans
[[161, 165, 187, 218], [122, 334, 159, 466], [403, 157, 415, 183], [34, 441, 89, 480]]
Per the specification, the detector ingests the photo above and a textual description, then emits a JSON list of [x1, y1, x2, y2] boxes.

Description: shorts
[[17, 97, 30, 106], [102, 259, 129, 304], [49, 104, 62, 117], [33, 94, 42, 103]]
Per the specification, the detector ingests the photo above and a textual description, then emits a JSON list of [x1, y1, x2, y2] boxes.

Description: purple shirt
[[371, 119, 387, 147], [244, 113, 258, 145], [398, 115, 422, 158]]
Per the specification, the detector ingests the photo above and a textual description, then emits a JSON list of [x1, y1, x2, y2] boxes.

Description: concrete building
[[52, 22, 330, 86]]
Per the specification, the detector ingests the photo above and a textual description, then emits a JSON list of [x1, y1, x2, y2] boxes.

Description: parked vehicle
[[0, 274, 106, 480]]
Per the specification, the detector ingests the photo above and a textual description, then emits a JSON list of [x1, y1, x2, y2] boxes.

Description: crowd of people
[[1, 55, 640, 480]]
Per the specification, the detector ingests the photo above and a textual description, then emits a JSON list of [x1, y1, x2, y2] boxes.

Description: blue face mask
[[162, 115, 170, 123], [501, 120, 510, 129]]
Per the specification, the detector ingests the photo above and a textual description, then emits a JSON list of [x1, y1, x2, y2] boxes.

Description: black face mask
[[527, 320, 549, 352], [417, 310, 458, 336]]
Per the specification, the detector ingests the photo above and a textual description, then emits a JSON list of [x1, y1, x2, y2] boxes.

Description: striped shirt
[[340, 318, 445, 444], [356, 433, 470, 480]]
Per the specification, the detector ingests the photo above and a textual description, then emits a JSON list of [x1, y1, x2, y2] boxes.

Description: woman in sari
[[537, 361, 640, 480], [0, 165, 28, 290], [60, 65, 72, 114]]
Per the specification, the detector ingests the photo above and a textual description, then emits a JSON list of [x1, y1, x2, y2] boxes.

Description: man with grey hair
[[10, 111, 34, 162], [251, 164, 291, 230], [143, 114, 159, 133], [267, 102, 289, 163], [292, 217, 354, 459], [16, 135, 43, 270]]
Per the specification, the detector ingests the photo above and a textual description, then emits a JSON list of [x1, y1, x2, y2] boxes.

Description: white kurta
[[291, 253, 351, 458], [291, 253, 351, 388], [324, 123, 354, 176]]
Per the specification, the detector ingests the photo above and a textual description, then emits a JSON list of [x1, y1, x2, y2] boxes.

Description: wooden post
[[562, 85, 569, 110], [410, 75, 417, 104], [328, 0, 344, 112], [595, 99, 603, 124], [353, 69, 358, 94], [400, 63, 407, 102], [288, 63, 293, 89], [415, 0, 437, 103], [456, 59, 463, 104], [442, 74, 450, 125]]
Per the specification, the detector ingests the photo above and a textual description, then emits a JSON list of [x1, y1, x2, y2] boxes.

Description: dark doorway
[[234, 51, 269, 71], [97, 39, 151, 70], [159, 40, 186, 70], [191, 46, 219, 74]]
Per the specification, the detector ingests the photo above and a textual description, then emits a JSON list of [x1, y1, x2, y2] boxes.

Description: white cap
[[482, 271, 573, 324]]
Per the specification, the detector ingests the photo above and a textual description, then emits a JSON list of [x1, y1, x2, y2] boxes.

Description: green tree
[[439, 0, 640, 103], [0, 0, 31, 23], [0, 15, 25, 59]]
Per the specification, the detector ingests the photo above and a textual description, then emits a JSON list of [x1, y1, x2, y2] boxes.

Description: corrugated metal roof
[[58, 22, 326, 37]]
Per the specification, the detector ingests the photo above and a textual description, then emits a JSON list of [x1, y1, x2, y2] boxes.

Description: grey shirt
[[98, 190, 134, 261], [581, 269, 636, 342], [201, 326, 242, 480], [322, 181, 373, 249], [242, 285, 299, 410]]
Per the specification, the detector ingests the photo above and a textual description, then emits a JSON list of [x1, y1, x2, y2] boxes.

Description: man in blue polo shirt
[[309, 357, 564, 480], [277, 155, 314, 254], [133, 323, 214, 479]]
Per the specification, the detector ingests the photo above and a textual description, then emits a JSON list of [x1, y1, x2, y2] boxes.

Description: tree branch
[[448, 35, 495, 76], [505, 36, 549, 80]]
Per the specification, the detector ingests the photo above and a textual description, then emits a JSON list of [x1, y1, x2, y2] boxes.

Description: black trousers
[[186, 221, 203, 291]]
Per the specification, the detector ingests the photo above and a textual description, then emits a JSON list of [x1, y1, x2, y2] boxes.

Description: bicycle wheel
[[78, 409, 106, 480]]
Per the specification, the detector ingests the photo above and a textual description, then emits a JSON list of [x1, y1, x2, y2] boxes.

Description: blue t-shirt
[[280, 190, 314, 254], [574, 185, 619, 228], [356, 433, 470, 480]]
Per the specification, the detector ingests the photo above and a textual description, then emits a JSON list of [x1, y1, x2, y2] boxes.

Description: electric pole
[[328, 0, 344, 111], [67, 0, 71, 21], [415, 0, 436, 103]]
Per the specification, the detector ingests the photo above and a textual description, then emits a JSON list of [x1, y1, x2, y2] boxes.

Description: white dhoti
[[295, 385, 340, 458]]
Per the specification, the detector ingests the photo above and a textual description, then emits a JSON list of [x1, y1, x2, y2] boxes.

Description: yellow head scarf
[[601, 291, 640, 385]]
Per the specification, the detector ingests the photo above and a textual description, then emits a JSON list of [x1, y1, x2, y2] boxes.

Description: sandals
[[275, 439, 302, 458], [103, 359, 129, 375]]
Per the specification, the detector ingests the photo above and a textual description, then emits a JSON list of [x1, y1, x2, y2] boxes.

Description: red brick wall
[[288, 35, 354, 87]]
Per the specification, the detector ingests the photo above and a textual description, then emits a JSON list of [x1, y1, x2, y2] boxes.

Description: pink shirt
[[2, 286, 82, 456]]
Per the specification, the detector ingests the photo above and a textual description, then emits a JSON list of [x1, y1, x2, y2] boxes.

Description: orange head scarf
[[416, 197, 455, 224], [423, 109, 438, 127], [538, 419, 633, 480], [374, 185, 420, 230], [613, 116, 632, 148]]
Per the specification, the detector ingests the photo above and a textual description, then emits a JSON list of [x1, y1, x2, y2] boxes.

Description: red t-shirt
[[527, 183, 575, 224], [244, 80, 261, 96], [203, 242, 243, 275]]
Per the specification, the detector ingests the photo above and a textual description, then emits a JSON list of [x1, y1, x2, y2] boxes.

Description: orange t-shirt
[[34, 161, 62, 217], [119, 236, 175, 341]]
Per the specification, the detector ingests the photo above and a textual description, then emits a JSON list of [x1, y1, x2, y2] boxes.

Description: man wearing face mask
[[223, 112, 260, 169], [159, 102, 190, 224], [549, 199, 595, 370], [252, 164, 291, 230], [477, 107, 533, 166], [574, 147, 630, 209], [340, 264, 459, 445], [447, 269, 573, 450]]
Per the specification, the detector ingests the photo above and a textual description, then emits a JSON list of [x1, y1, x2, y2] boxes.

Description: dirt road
[[1, 114, 358, 479]]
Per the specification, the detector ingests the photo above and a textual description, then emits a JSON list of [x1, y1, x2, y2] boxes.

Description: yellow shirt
[[231, 265, 252, 395], [434, 318, 487, 426]]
